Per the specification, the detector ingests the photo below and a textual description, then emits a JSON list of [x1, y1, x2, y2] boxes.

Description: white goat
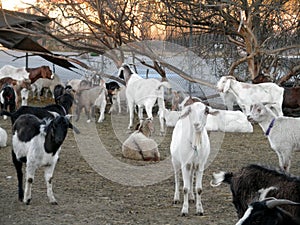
[[118, 63, 171, 134], [248, 102, 300, 171], [0, 126, 7, 147], [20, 88, 29, 106], [159, 108, 181, 127], [170, 102, 218, 216], [0, 65, 29, 80], [31, 73, 62, 100], [216, 76, 284, 116], [206, 109, 253, 133], [122, 118, 160, 161], [94, 86, 107, 123], [11, 114, 75, 204]]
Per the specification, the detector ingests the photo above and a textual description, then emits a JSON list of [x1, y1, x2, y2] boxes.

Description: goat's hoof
[[87, 119, 91, 123], [51, 201, 58, 205], [180, 212, 188, 217], [188, 199, 195, 203], [173, 200, 180, 204], [196, 212, 204, 216], [25, 199, 31, 205]]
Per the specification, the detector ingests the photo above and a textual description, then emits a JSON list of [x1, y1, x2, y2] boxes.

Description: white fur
[[119, 64, 171, 134], [170, 102, 217, 216], [20, 88, 29, 106], [248, 102, 300, 171], [216, 76, 284, 116], [0, 127, 7, 147], [31, 73, 62, 100], [0, 65, 29, 80], [206, 109, 253, 133], [160, 108, 180, 127], [12, 126, 60, 204]]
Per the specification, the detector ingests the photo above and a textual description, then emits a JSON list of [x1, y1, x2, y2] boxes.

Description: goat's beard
[[192, 131, 202, 150]]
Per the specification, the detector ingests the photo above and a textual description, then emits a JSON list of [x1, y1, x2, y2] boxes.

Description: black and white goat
[[235, 187, 300, 225], [236, 197, 300, 225], [0, 83, 16, 119], [2, 104, 66, 125], [12, 114, 75, 204], [210, 164, 300, 219]]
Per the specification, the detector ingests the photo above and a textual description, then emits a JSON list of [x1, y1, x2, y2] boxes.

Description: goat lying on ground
[[12, 114, 75, 204], [210, 164, 300, 219], [171, 102, 219, 216], [216, 76, 284, 116], [206, 109, 253, 133], [122, 118, 159, 161], [118, 63, 171, 134], [248, 102, 300, 171]]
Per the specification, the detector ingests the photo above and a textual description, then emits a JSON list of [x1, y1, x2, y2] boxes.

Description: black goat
[[53, 84, 65, 104], [236, 197, 300, 225], [56, 93, 74, 114], [210, 164, 300, 218]]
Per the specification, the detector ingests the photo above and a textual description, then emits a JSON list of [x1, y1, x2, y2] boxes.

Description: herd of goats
[[0, 63, 300, 224]]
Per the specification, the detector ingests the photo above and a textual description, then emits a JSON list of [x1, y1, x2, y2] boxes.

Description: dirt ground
[[0, 99, 299, 225]]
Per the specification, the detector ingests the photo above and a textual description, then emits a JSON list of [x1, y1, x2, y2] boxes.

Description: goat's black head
[[236, 198, 300, 225]]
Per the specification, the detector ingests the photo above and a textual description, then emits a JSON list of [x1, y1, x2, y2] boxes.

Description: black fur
[[0, 83, 16, 114], [222, 164, 300, 218]]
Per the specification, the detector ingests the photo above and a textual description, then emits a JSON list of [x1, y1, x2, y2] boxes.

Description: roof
[[0, 9, 80, 70]]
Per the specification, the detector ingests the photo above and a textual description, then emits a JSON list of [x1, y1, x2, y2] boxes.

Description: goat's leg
[[75, 105, 81, 122], [172, 158, 180, 204], [24, 163, 37, 205], [276, 148, 291, 172], [12, 150, 24, 201], [44, 162, 58, 204], [127, 101, 135, 129], [117, 93, 121, 114], [194, 165, 204, 216], [188, 169, 195, 203], [181, 164, 192, 216], [97, 99, 106, 123], [157, 98, 166, 135], [84, 105, 91, 123]]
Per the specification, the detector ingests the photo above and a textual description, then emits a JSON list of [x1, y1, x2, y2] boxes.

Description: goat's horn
[[266, 199, 300, 209]]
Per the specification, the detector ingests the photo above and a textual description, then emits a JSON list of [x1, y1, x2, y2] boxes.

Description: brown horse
[[26, 66, 54, 84]]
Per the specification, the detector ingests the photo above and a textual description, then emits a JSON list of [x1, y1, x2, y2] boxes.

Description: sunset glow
[[2, 0, 36, 10]]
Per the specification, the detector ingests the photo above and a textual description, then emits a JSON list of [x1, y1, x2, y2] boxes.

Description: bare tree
[[160, 0, 300, 84]]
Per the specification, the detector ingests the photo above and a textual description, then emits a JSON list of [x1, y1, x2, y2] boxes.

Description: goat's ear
[[205, 106, 219, 116], [99, 79, 105, 88], [223, 79, 231, 92]]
